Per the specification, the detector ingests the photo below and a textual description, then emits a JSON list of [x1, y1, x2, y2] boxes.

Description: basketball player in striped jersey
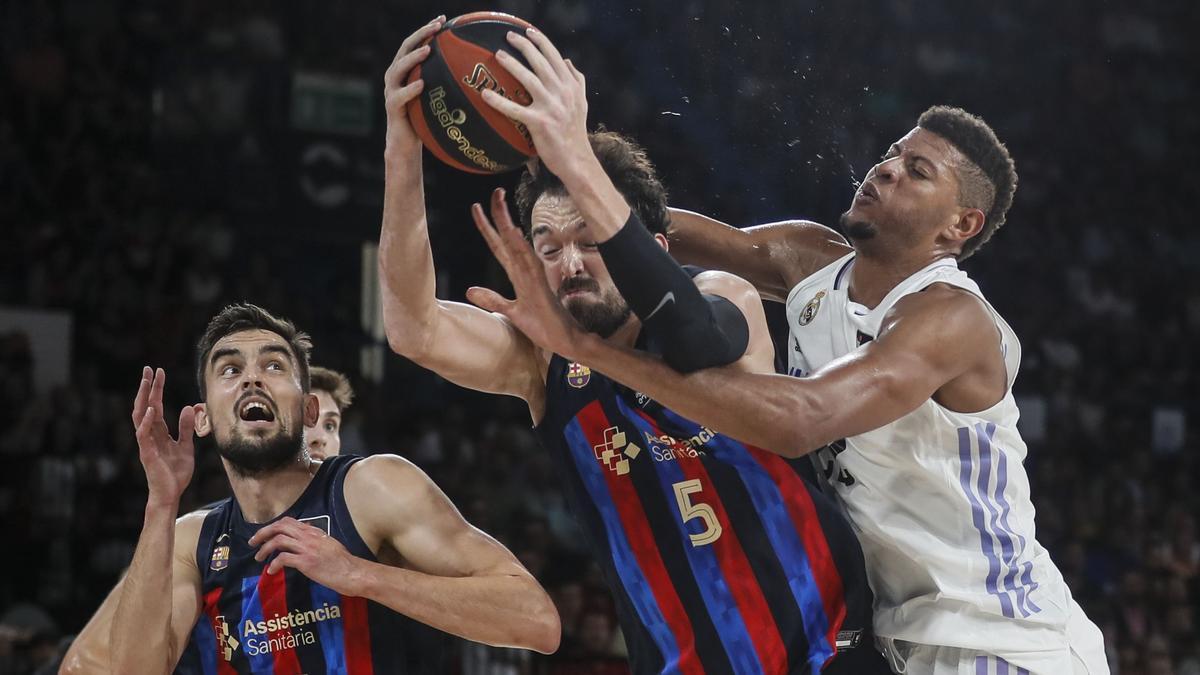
[[61, 365, 360, 674], [471, 31, 1108, 673], [383, 19, 887, 674], [75, 301, 558, 674]]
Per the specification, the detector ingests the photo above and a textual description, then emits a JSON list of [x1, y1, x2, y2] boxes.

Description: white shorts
[[878, 599, 1109, 675]]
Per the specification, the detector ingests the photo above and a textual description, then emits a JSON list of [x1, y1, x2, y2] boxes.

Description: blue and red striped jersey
[[182, 455, 447, 674], [536, 354, 875, 675]]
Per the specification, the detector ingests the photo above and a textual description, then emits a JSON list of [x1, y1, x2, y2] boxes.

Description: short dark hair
[[195, 303, 312, 399], [515, 129, 670, 236], [309, 366, 354, 412], [917, 106, 1017, 260]]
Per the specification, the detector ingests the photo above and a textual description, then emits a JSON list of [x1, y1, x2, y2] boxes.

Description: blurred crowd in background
[[2, 0, 1197, 673]]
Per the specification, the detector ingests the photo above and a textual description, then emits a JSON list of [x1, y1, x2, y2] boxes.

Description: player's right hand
[[131, 366, 196, 509], [383, 16, 445, 159]]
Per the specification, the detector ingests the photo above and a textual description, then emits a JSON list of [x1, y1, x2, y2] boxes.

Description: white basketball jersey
[[785, 253, 1076, 653]]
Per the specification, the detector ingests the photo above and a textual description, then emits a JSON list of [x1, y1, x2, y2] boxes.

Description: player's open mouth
[[238, 397, 276, 424], [855, 183, 880, 202]]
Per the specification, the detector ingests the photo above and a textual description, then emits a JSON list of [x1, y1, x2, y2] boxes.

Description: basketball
[[406, 12, 538, 174]]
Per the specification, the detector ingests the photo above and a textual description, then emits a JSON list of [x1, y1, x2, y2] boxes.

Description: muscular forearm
[[595, 214, 749, 372], [350, 561, 560, 654], [575, 333, 824, 456], [60, 576, 125, 674], [379, 146, 440, 354], [110, 504, 178, 674], [557, 156, 631, 242]]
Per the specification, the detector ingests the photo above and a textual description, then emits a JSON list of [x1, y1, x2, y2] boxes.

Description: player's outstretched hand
[[479, 27, 589, 180], [131, 366, 196, 509], [251, 517, 363, 592], [383, 15, 445, 159], [466, 188, 584, 359]]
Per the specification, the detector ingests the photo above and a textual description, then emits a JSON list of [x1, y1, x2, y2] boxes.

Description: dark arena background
[[1, 1, 1197, 673]]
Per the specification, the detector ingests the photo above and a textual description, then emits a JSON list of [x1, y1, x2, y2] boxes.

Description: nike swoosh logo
[[645, 292, 675, 320]]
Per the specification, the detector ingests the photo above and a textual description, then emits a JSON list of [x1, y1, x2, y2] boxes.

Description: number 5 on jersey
[[672, 479, 722, 546]]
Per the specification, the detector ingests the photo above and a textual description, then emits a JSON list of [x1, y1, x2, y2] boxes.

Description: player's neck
[[224, 455, 321, 524], [847, 248, 954, 309]]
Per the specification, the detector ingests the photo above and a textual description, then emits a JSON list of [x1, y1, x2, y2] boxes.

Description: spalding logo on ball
[[406, 12, 538, 174]]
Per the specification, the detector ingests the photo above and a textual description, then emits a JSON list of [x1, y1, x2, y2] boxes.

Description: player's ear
[[945, 207, 984, 246], [194, 403, 211, 437], [654, 232, 669, 251], [303, 393, 320, 428]]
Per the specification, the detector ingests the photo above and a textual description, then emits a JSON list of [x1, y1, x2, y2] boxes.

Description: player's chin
[[843, 201, 874, 221], [839, 210, 880, 241]]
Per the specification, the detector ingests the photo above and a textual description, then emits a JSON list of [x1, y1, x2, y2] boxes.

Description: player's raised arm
[[667, 209, 852, 302], [108, 368, 204, 674], [474, 28, 772, 376], [379, 16, 544, 409], [249, 455, 561, 654]]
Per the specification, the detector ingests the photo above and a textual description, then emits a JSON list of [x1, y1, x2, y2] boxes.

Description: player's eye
[[540, 247, 561, 257], [267, 361, 283, 371], [325, 422, 338, 432], [220, 365, 239, 376]]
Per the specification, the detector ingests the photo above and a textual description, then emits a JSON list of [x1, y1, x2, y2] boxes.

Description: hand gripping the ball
[[131, 367, 197, 509], [479, 28, 592, 180], [383, 16, 445, 159]]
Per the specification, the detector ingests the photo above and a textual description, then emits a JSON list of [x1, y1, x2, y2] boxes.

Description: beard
[[839, 210, 877, 241], [559, 277, 632, 338], [215, 423, 304, 478]]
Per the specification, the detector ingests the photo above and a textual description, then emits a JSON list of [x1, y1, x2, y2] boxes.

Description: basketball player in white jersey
[[468, 87, 1107, 673]]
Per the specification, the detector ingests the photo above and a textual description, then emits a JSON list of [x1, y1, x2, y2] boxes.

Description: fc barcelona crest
[[210, 533, 230, 571], [798, 290, 826, 326], [567, 362, 591, 388]]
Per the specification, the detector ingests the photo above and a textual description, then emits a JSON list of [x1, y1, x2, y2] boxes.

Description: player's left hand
[[250, 517, 365, 594], [479, 27, 590, 180], [466, 188, 584, 359]]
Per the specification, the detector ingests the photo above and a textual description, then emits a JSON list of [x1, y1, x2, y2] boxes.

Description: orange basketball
[[406, 12, 538, 174]]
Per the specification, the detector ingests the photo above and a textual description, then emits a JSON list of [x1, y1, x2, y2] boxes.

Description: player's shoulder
[[693, 270, 761, 305], [343, 454, 445, 541], [344, 453, 431, 497], [176, 507, 213, 532], [882, 282, 995, 340], [173, 508, 214, 569]]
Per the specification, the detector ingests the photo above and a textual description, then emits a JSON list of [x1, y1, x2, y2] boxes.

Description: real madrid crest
[[566, 362, 591, 388], [798, 290, 826, 326], [210, 533, 231, 571]]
